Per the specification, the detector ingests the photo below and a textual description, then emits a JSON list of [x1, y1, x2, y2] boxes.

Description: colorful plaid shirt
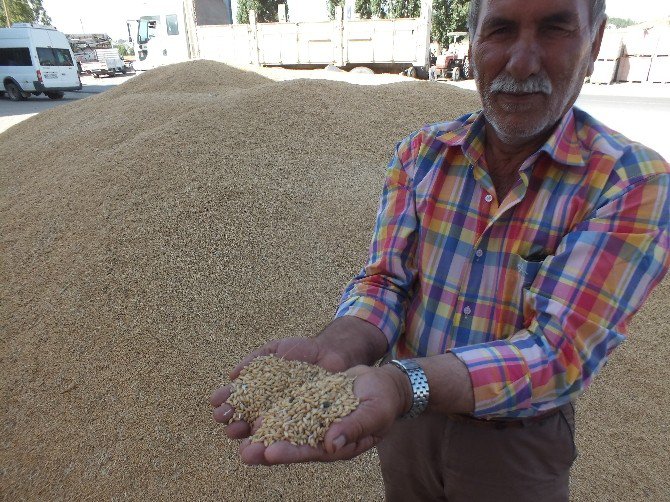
[[335, 108, 670, 418]]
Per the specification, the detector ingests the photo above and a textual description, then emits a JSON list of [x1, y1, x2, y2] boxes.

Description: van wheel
[[5, 81, 29, 101], [46, 91, 65, 100]]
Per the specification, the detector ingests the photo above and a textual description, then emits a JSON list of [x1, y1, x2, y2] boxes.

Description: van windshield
[[37, 47, 74, 67], [138, 16, 160, 44]]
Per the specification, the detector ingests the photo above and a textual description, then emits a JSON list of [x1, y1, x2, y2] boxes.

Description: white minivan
[[0, 23, 81, 101]]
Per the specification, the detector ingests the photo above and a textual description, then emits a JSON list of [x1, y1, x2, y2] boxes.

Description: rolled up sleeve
[[452, 173, 670, 417], [335, 137, 419, 348]]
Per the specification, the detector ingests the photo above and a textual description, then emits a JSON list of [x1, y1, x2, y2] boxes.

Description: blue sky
[[41, 0, 670, 41]]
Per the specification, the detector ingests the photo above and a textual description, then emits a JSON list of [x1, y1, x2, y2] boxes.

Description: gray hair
[[467, 0, 607, 39]]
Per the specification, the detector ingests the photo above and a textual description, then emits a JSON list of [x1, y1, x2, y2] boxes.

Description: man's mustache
[[490, 72, 553, 95]]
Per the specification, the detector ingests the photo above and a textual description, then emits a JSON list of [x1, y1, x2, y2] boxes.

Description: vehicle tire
[[121, 66, 128, 74], [463, 58, 471, 79], [452, 66, 461, 82], [93, 73, 100, 79], [4, 81, 28, 101], [46, 91, 65, 100]]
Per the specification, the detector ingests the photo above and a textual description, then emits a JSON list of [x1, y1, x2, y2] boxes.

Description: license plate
[[44, 73, 58, 79]]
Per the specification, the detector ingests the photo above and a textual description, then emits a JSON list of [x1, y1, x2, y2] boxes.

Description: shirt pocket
[[496, 254, 544, 336]]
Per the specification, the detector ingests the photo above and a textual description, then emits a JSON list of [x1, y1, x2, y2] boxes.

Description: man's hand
[[210, 336, 349, 439], [224, 364, 410, 465]]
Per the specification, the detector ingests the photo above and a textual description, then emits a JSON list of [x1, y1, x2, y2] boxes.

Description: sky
[[41, 0, 670, 41]]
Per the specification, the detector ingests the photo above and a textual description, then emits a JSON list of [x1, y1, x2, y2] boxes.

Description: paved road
[[575, 93, 670, 160], [0, 74, 137, 133]]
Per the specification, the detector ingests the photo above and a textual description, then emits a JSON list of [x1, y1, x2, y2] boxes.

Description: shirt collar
[[437, 108, 588, 168]]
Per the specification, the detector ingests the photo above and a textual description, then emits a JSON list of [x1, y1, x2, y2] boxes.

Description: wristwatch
[[388, 359, 430, 419]]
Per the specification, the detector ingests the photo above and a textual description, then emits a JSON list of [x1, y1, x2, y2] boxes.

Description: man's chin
[[494, 93, 546, 113], [486, 115, 552, 146]]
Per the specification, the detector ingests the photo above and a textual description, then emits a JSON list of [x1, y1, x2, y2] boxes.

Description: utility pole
[[2, 0, 11, 28]]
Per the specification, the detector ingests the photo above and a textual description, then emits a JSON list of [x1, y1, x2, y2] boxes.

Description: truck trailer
[[127, 0, 435, 78]]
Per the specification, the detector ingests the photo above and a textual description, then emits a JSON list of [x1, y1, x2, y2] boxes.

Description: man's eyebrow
[[480, 16, 515, 31], [540, 11, 580, 25]]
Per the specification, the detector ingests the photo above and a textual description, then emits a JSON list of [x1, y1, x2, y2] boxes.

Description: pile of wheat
[[1, 60, 667, 501]]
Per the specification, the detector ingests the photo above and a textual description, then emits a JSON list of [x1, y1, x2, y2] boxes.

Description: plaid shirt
[[336, 108, 670, 418]]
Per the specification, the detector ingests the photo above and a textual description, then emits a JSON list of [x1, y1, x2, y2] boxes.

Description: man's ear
[[587, 20, 607, 76]]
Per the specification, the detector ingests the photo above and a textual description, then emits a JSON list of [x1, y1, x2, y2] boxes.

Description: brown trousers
[[377, 403, 577, 502]]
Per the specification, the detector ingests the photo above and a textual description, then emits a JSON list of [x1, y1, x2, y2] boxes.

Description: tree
[[1, 0, 51, 27], [354, 0, 386, 19], [355, 0, 372, 19], [388, 0, 420, 19], [608, 17, 636, 29], [326, 0, 345, 20], [431, 0, 469, 49], [114, 44, 134, 57], [236, 0, 287, 24]]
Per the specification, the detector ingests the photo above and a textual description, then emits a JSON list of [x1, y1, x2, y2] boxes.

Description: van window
[[166, 15, 179, 36], [0, 47, 32, 66], [36, 47, 74, 66]]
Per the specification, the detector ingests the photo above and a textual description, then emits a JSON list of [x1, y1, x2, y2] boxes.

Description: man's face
[[471, 0, 604, 146]]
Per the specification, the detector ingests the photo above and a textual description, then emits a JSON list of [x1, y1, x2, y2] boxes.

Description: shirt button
[[484, 194, 493, 203], [463, 306, 472, 315], [475, 249, 484, 258]]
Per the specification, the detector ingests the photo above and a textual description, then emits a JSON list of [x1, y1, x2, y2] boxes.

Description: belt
[[447, 407, 561, 430]]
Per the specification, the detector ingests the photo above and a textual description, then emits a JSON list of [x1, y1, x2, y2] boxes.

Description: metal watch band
[[388, 359, 429, 419]]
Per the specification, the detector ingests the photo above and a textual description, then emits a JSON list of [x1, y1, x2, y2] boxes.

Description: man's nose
[[505, 34, 542, 80]]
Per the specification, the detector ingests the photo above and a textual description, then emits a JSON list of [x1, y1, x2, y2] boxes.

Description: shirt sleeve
[[335, 135, 419, 348], [452, 168, 670, 417]]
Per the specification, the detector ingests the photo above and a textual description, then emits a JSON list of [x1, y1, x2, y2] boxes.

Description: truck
[[80, 48, 127, 77], [127, 0, 434, 78], [128, 0, 232, 71], [197, 3, 433, 77], [0, 23, 81, 100]]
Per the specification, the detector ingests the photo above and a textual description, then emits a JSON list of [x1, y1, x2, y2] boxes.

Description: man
[[211, 0, 670, 499]]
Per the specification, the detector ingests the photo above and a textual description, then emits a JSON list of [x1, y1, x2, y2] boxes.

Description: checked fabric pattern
[[336, 108, 670, 418]]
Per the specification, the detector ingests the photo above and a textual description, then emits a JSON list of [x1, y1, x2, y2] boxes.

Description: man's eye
[[545, 25, 571, 34], [488, 27, 511, 36]]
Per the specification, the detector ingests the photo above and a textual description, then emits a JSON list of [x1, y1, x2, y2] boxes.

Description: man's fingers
[[245, 436, 377, 465], [264, 441, 325, 464], [212, 404, 234, 423], [239, 439, 272, 466], [224, 420, 252, 439], [209, 386, 231, 408]]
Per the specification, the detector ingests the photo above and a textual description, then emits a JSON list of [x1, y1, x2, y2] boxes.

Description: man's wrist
[[315, 316, 388, 368], [379, 363, 414, 418]]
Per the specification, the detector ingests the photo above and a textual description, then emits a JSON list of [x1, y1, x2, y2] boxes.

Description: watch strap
[[388, 359, 429, 419]]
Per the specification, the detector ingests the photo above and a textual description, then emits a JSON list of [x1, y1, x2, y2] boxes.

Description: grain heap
[[1, 60, 669, 501], [228, 356, 358, 447]]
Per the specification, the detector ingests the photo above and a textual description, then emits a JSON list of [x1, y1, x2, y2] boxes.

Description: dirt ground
[[1, 60, 668, 501]]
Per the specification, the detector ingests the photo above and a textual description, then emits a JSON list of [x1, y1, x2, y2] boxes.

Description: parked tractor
[[431, 32, 471, 81]]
